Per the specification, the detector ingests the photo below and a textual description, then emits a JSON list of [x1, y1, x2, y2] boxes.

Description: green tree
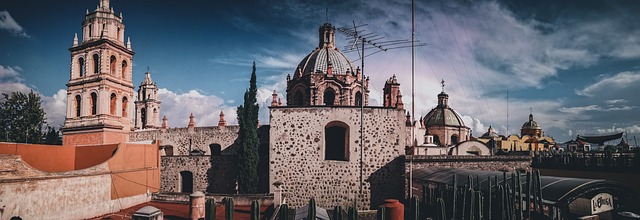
[[44, 126, 62, 145], [236, 61, 260, 193], [0, 91, 47, 143]]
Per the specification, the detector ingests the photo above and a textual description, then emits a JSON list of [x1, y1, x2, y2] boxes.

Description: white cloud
[[576, 71, 640, 97], [157, 88, 238, 127], [605, 99, 628, 105], [559, 104, 636, 114], [0, 10, 30, 38], [595, 125, 640, 135], [42, 89, 67, 127]]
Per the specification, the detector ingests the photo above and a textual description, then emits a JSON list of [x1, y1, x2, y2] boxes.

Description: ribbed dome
[[424, 107, 466, 127], [481, 126, 499, 138], [296, 47, 354, 76], [522, 114, 541, 130]]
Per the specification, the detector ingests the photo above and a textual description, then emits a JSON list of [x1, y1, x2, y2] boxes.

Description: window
[[355, 91, 362, 106], [110, 56, 116, 75], [93, 54, 99, 74], [78, 58, 85, 77], [110, 93, 117, 115], [163, 145, 174, 156], [90, 93, 98, 115], [121, 60, 127, 78], [209, 144, 221, 156], [140, 107, 147, 128], [75, 95, 81, 117], [179, 171, 193, 193], [324, 88, 335, 106], [121, 97, 128, 117], [293, 90, 304, 106], [451, 135, 459, 145], [325, 121, 349, 161]]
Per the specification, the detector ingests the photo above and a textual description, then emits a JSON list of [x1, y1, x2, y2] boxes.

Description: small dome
[[522, 114, 541, 130], [424, 107, 466, 127], [481, 125, 499, 138]]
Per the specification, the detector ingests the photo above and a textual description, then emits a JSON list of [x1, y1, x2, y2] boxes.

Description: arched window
[[433, 135, 441, 145], [179, 171, 193, 193], [209, 143, 221, 156], [117, 27, 121, 41], [75, 95, 82, 117], [293, 90, 304, 106], [90, 93, 98, 115], [121, 60, 127, 78], [355, 91, 362, 106], [110, 56, 116, 75], [78, 58, 85, 77], [122, 97, 128, 117], [324, 88, 335, 106], [162, 145, 174, 156], [89, 24, 93, 37], [92, 54, 99, 74], [451, 135, 459, 145], [325, 121, 349, 161], [110, 93, 117, 115], [141, 107, 147, 128]]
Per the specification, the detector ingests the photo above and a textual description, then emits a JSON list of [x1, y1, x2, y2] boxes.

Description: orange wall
[[75, 144, 119, 170], [1, 143, 76, 172], [108, 143, 161, 199]]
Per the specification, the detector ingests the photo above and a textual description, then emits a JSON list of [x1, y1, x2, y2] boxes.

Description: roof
[[411, 167, 638, 207], [424, 107, 466, 127], [577, 132, 623, 144], [297, 47, 354, 76]]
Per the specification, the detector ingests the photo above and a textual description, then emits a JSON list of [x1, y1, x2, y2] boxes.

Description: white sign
[[591, 193, 613, 214]]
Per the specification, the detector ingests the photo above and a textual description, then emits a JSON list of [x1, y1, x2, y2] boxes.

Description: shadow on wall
[[368, 156, 406, 209]]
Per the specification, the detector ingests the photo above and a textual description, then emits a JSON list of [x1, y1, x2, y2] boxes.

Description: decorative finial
[[530, 107, 533, 115], [73, 33, 78, 46], [126, 37, 131, 49], [147, 66, 150, 72], [325, 8, 329, 23], [441, 79, 445, 93]]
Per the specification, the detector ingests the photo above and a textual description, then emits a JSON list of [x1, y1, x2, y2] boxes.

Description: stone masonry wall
[[269, 106, 409, 209], [130, 126, 240, 155], [161, 155, 238, 194]]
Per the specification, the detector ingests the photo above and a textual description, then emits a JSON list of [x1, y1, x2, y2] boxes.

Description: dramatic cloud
[[605, 99, 628, 105], [42, 89, 67, 127], [0, 65, 31, 94], [559, 105, 636, 114], [576, 71, 640, 97], [0, 10, 30, 37], [157, 88, 238, 127]]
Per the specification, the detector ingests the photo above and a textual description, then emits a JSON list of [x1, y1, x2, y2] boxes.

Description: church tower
[[63, 0, 135, 146], [135, 70, 161, 129]]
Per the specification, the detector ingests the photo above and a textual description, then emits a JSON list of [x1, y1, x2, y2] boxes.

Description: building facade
[[135, 71, 161, 129]]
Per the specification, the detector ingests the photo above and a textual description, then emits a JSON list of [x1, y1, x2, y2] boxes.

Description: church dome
[[481, 125, 499, 138], [294, 23, 354, 76], [522, 114, 541, 130], [423, 81, 467, 128]]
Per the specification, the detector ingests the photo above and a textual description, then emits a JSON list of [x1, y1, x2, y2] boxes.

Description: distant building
[[420, 80, 470, 147]]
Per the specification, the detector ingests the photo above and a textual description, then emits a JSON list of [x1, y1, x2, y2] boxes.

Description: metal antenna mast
[[337, 21, 418, 208]]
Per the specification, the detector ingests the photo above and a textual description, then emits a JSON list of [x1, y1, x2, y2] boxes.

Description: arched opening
[[293, 90, 304, 106], [90, 93, 97, 115], [110, 56, 116, 75], [162, 145, 174, 156], [121, 97, 128, 117], [121, 60, 127, 78], [141, 107, 147, 128], [110, 93, 117, 115], [88, 24, 93, 37], [92, 54, 99, 74], [117, 27, 121, 41], [325, 121, 349, 161], [78, 58, 85, 77], [324, 88, 335, 106], [433, 135, 441, 145], [179, 171, 193, 193], [355, 91, 362, 106], [451, 135, 459, 145], [75, 95, 82, 117], [209, 143, 221, 156], [142, 90, 146, 101]]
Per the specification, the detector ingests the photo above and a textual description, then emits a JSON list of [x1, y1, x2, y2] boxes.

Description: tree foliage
[[0, 91, 47, 143], [237, 61, 260, 193]]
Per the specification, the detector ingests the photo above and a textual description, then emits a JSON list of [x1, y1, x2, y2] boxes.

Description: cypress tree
[[237, 61, 260, 193]]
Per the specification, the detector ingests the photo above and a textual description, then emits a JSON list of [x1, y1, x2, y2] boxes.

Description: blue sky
[[1, 0, 640, 143]]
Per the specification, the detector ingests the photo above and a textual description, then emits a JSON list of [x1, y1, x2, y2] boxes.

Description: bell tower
[[135, 70, 161, 129], [63, 0, 135, 146]]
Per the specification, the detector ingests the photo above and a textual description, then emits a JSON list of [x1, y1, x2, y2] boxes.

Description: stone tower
[[135, 70, 161, 129], [383, 74, 403, 109], [63, 0, 135, 146], [286, 23, 369, 106]]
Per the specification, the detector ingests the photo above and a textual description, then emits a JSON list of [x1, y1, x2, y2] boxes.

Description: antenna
[[337, 21, 416, 206]]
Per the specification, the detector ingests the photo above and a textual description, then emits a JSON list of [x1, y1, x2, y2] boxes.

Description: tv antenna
[[337, 21, 423, 206]]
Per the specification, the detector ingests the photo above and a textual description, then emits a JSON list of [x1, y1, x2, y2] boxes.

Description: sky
[[1, 0, 640, 143]]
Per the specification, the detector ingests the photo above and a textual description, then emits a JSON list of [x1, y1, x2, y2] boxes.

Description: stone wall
[[269, 106, 409, 209], [130, 126, 240, 156], [160, 155, 238, 194]]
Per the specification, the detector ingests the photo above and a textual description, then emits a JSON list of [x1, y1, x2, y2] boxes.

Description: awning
[[576, 132, 623, 144]]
